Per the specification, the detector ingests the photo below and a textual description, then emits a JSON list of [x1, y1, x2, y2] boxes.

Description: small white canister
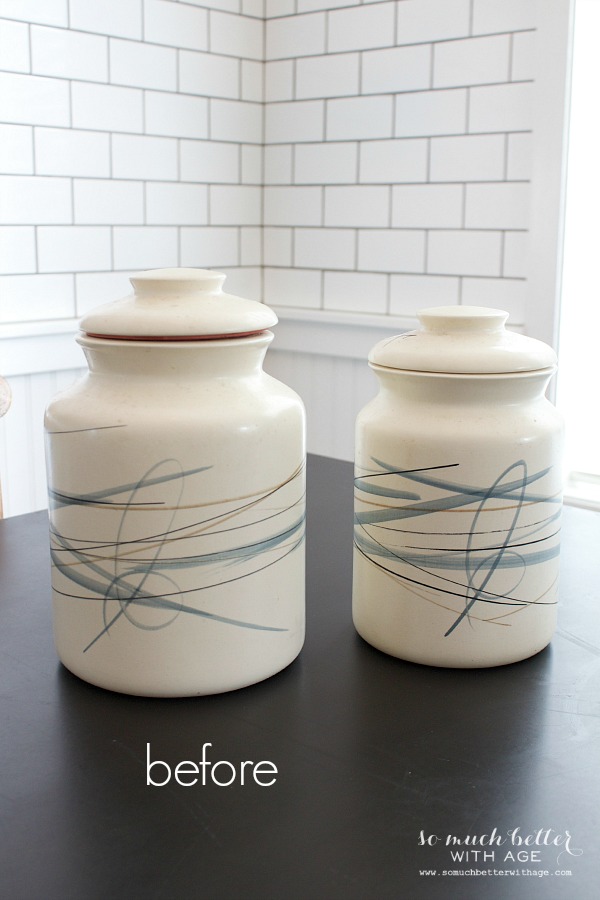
[[353, 306, 563, 668], [45, 268, 306, 696]]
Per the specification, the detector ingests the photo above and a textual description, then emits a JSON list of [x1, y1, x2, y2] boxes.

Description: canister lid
[[79, 268, 278, 340], [369, 306, 557, 374]]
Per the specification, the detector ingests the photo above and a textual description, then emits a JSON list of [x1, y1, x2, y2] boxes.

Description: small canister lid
[[79, 267, 278, 340], [369, 306, 557, 374]]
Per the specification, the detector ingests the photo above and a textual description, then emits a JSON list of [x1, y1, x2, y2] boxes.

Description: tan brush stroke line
[[360, 551, 511, 628], [55, 534, 303, 575], [354, 493, 562, 514], [484, 574, 559, 624], [52, 493, 305, 569], [56, 461, 305, 514]]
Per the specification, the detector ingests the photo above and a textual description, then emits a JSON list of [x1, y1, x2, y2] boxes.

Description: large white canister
[[45, 268, 306, 696]]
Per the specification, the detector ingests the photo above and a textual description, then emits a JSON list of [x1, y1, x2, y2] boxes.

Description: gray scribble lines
[[354, 458, 561, 637], [49, 459, 305, 652]]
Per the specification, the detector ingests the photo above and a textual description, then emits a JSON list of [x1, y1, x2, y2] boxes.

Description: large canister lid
[[369, 306, 557, 374], [79, 267, 278, 340]]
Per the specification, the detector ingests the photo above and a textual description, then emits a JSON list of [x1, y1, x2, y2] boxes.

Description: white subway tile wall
[[0, 1, 266, 323], [262, 0, 533, 320], [0, 0, 534, 325]]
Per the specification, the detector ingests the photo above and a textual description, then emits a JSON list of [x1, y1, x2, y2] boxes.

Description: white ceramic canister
[[45, 268, 306, 696], [353, 306, 563, 668]]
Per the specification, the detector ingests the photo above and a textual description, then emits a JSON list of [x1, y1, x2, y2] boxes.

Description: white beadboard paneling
[[328, 3, 395, 54], [0, 19, 30, 73], [241, 61, 263, 102], [0, 125, 33, 174], [180, 227, 239, 267], [265, 100, 324, 144], [507, 132, 532, 180], [209, 185, 262, 225], [74, 179, 144, 225], [358, 229, 425, 273], [427, 230, 502, 277], [263, 227, 293, 267], [31, 26, 109, 83], [264, 145, 293, 184], [434, 34, 510, 89], [397, 0, 470, 44], [70, 0, 143, 39], [503, 231, 529, 279], [0, 227, 36, 274], [511, 31, 536, 83], [294, 228, 355, 270], [1, 0, 68, 28], [112, 226, 178, 269], [462, 277, 526, 323], [241, 145, 262, 184], [180, 140, 240, 183], [264, 186, 322, 226], [112, 134, 178, 180], [263, 267, 321, 307], [179, 50, 239, 99], [392, 184, 463, 229], [210, 99, 263, 144], [296, 53, 360, 100], [390, 273, 459, 314], [395, 89, 467, 138], [110, 38, 177, 91], [0, 274, 75, 322], [266, 13, 326, 61], [75, 271, 134, 315], [359, 139, 427, 184], [265, 61, 294, 102], [240, 226, 261, 265], [210, 11, 264, 61], [465, 182, 530, 229], [72, 82, 143, 133], [143, 0, 208, 52], [327, 95, 393, 141], [146, 182, 209, 225], [295, 142, 357, 185], [362, 45, 431, 95], [145, 91, 209, 139], [38, 226, 112, 272], [430, 134, 505, 182], [469, 82, 533, 133], [325, 185, 389, 228], [0, 175, 72, 225], [323, 270, 387, 314], [472, 0, 536, 36], [35, 127, 111, 177], [0, 72, 70, 127]]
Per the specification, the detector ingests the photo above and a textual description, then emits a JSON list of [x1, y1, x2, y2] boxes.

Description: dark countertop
[[0, 454, 598, 899]]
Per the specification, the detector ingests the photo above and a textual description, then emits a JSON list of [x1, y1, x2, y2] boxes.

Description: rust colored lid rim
[[83, 329, 269, 341]]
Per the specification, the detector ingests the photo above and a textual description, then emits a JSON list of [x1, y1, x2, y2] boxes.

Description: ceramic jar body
[[353, 368, 563, 668], [45, 333, 306, 696]]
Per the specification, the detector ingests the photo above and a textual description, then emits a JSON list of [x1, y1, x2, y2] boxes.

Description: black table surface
[[1, 454, 599, 900]]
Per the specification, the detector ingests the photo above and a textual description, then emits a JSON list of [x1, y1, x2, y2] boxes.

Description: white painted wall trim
[[1, 319, 82, 377]]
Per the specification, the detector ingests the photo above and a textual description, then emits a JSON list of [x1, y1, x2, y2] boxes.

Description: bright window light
[[558, 0, 600, 508]]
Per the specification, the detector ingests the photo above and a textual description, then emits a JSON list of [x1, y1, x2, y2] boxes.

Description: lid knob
[[418, 305, 508, 334]]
